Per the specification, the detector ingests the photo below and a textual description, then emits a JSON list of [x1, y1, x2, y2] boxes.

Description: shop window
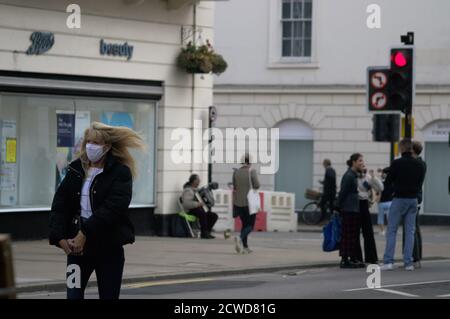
[[0, 93, 156, 210]]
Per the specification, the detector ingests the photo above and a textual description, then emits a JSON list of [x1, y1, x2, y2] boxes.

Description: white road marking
[[436, 294, 450, 298], [374, 288, 419, 298], [345, 279, 450, 292], [421, 259, 450, 264]]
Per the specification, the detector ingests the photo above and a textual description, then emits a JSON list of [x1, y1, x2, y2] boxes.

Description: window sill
[[267, 62, 320, 69]]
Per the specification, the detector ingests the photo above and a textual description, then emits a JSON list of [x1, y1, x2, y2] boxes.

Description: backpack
[[322, 213, 342, 252]]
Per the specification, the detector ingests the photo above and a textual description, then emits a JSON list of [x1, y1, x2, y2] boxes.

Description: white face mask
[[86, 143, 107, 163]]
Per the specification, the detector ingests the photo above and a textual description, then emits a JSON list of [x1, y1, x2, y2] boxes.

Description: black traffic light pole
[[401, 32, 414, 139], [208, 113, 213, 185], [208, 106, 217, 185], [390, 142, 395, 163]]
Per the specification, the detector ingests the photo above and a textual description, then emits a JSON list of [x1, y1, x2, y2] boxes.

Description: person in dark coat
[[337, 153, 366, 269], [49, 122, 145, 299], [381, 139, 425, 271], [320, 159, 337, 219], [402, 140, 427, 267]]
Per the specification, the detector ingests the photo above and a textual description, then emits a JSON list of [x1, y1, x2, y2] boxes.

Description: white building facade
[[0, 0, 214, 238], [213, 0, 450, 219]]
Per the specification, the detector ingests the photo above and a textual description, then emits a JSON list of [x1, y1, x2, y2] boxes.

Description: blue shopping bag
[[322, 213, 342, 252]]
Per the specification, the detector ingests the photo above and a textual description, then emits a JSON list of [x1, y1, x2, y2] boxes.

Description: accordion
[[195, 182, 218, 210]]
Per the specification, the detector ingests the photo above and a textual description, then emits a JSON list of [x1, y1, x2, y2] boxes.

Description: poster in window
[[56, 111, 74, 189], [74, 111, 91, 155], [101, 112, 134, 129], [56, 112, 75, 147], [0, 120, 17, 205], [6, 138, 16, 163], [55, 111, 91, 190]]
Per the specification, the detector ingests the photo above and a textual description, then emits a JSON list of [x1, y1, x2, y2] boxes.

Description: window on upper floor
[[281, 0, 312, 58]]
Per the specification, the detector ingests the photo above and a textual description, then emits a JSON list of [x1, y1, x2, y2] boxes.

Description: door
[[424, 142, 450, 215], [274, 139, 313, 210]]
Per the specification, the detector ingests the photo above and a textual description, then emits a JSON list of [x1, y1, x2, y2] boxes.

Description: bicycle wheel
[[301, 202, 322, 225]]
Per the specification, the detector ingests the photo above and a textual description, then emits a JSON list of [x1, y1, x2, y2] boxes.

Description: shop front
[[0, 71, 161, 238], [0, 0, 215, 238]]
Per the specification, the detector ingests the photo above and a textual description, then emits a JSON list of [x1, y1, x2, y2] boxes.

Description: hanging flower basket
[[177, 41, 228, 75]]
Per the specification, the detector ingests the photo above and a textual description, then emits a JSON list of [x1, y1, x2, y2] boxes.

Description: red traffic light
[[392, 51, 407, 67]]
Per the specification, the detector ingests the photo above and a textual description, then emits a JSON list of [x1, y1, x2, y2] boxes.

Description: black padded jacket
[[49, 152, 135, 251]]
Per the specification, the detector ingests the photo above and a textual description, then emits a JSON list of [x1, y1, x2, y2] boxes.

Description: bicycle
[[301, 189, 338, 225]]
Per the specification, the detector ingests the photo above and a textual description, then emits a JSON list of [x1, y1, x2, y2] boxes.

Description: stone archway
[[259, 104, 325, 129]]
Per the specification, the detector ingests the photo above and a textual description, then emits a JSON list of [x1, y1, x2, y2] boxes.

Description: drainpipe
[[190, 2, 197, 174]]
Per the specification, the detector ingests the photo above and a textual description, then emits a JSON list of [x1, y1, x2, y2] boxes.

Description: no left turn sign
[[371, 71, 388, 89]]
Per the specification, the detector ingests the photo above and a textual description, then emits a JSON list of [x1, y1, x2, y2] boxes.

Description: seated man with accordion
[[181, 174, 218, 239]]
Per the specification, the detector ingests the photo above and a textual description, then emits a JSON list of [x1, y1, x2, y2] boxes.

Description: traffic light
[[372, 114, 400, 142], [390, 47, 414, 112]]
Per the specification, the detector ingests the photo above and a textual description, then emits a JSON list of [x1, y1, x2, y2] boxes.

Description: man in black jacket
[[381, 139, 425, 271], [402, 140, 427, 267], [320, 159, 337, 219]]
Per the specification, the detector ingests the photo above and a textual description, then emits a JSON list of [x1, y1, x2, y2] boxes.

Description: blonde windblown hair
[[78, 122, 146, 177]]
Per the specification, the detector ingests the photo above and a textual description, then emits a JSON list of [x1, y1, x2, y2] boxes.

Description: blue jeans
[[377, 201, 391, 225], [383, 198, 417, 267], [234, 205, 256, 248]]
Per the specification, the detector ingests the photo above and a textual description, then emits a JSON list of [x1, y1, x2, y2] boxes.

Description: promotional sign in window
[[5, 138, 16, 164], [55, 110, 91, 189], [0, 120, 18, 206], [56, 112, 75, 147], [101, 112, 134, 129]]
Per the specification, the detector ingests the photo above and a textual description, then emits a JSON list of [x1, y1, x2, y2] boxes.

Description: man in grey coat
[[232, 153, 260, 254]]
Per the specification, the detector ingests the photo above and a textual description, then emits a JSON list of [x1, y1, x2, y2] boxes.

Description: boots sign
[[26, 32, 55, 55], [100, 39, 134, 61]]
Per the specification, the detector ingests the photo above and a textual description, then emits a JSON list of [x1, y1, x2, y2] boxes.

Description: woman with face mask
[[49, 121, 145, 299]]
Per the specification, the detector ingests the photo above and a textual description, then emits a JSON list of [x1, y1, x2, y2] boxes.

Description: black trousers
[[187, 207, 218, 236], [66, 246, 125, 299], [356, 200, 378, 264], [339, 211, 361, 259], [402, 205, 422, 262]]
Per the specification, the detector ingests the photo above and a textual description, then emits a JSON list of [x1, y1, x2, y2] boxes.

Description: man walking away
[[381, 139, 425, 271], [232, 153, 260, 254], [320, 159, 337, 220], [402, 140, 427, 268]]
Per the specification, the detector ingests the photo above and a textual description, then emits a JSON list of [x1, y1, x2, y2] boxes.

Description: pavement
[[9, 224, 450, 294]]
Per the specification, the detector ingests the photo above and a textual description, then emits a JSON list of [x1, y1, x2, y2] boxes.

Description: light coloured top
[[80, 167, 103, 219], [357, 174, 383, 201]]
